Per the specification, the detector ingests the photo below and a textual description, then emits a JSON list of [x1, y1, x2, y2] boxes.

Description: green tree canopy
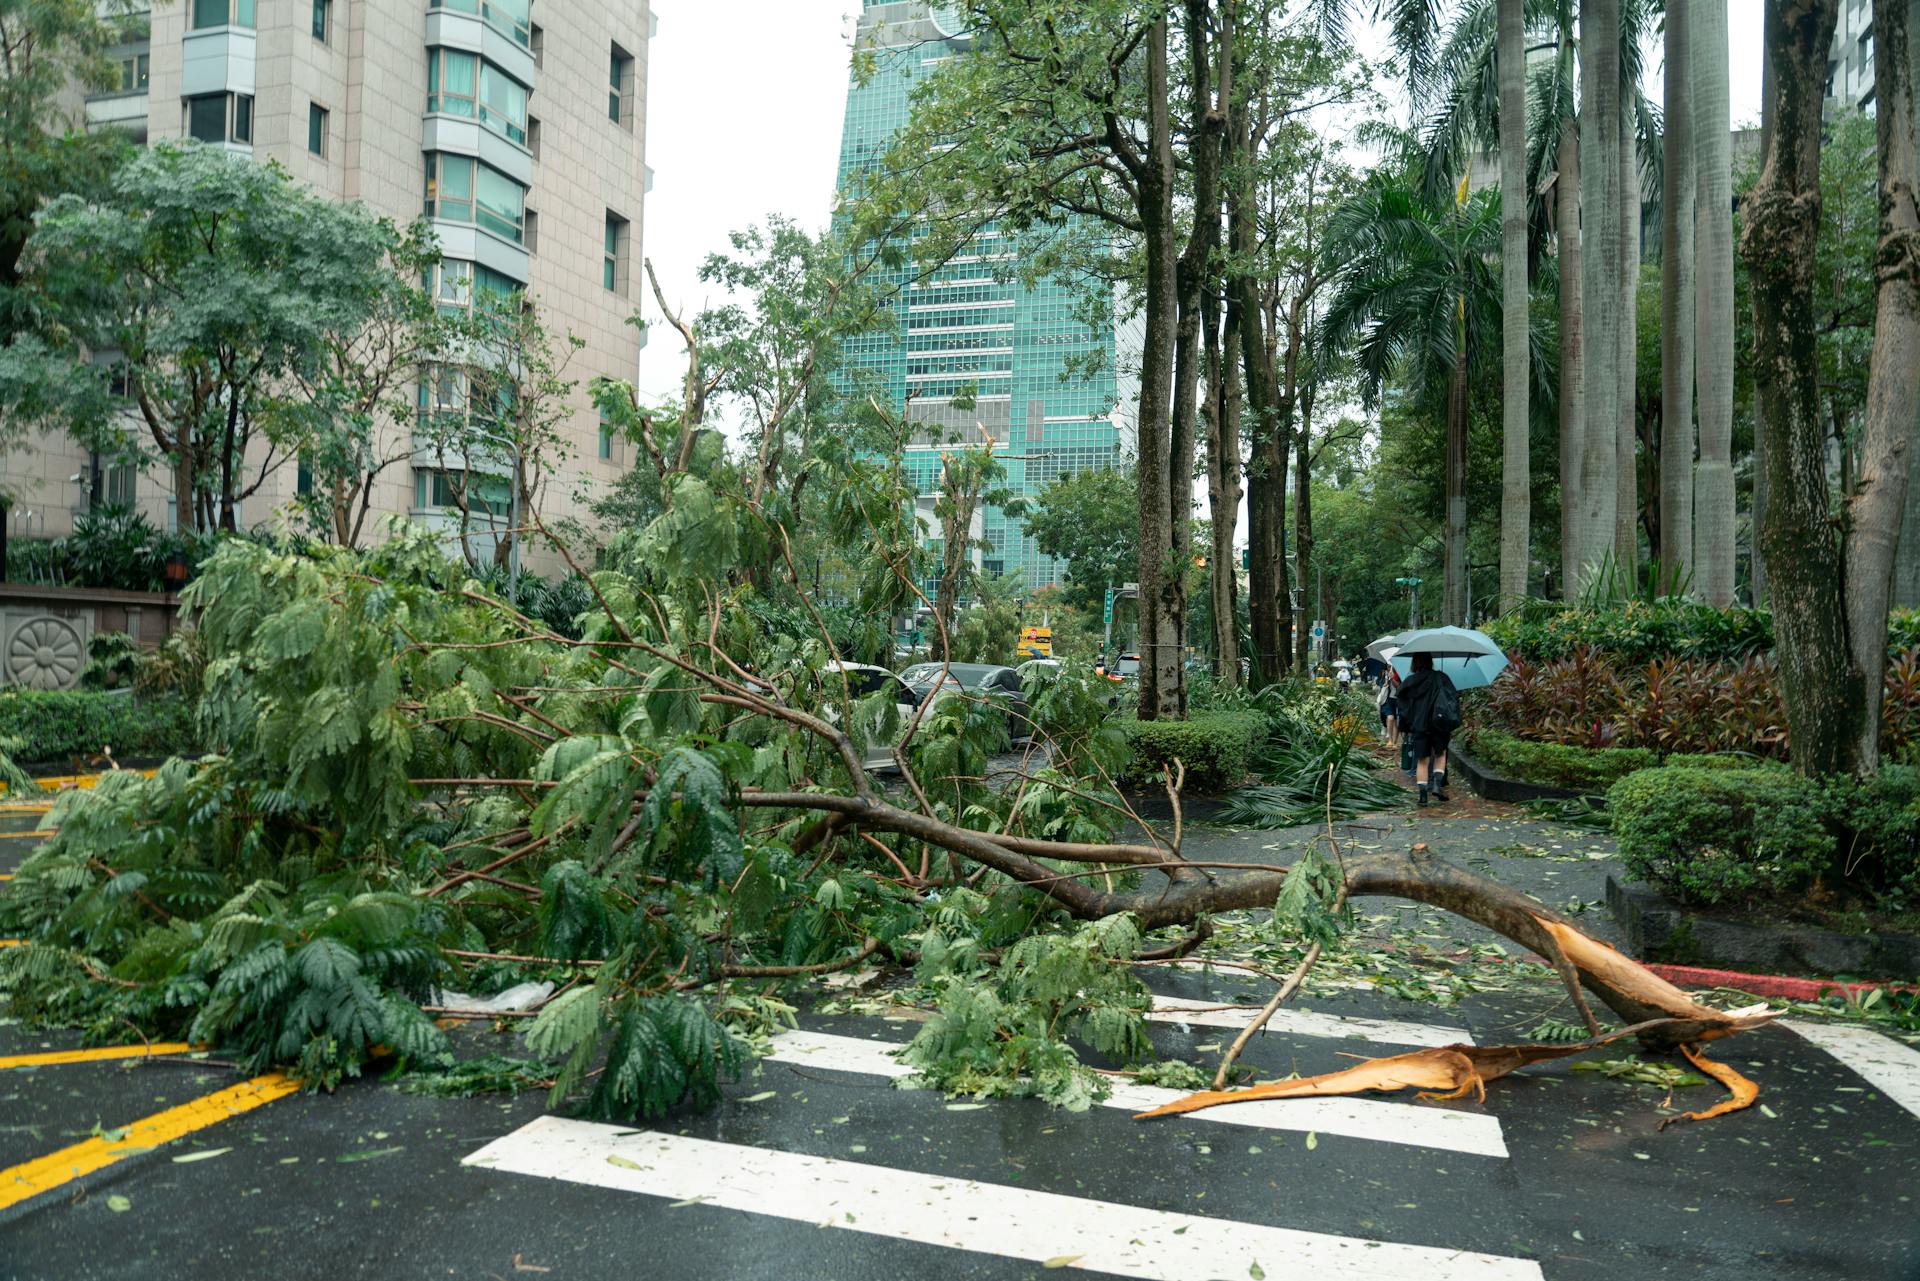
[[1021, 465, 1137, 612]]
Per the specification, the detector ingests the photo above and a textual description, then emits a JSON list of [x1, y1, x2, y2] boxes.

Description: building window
[[307, 103, 328, 156], [603, 212, 628, 294], [526, 116, 540, 159], [609, 44, 633, 125], [297, 456, 314, 496], [477, 62, 529, 145], [191, 0, 255, 29], [425, 259, 519, 316], [414, 468, 509, 516], [529, 23, 543, 67], [423, 154, 527, 243], [186, 92, 250, 144], [598, 413, 613, 460], [312, 0, 329, 41], [118, 53, 150, 93], [427, 0, 529, 48], [522, 209, 538, 254], [427, 48, 477, 118]]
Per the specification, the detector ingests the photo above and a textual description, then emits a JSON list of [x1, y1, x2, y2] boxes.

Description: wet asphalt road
[[5, 807, 1920, 1281]]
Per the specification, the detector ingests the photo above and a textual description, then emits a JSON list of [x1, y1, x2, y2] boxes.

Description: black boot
[[1433, 770, 1448, 800], [1417, 784, 1428, 807]]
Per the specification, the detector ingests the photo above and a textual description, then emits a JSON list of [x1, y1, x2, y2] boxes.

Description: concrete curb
[[1450, 742, 1595, 805]]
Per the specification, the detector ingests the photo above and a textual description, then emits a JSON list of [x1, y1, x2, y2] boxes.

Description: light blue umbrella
[[1387, 626, 1510, 690]]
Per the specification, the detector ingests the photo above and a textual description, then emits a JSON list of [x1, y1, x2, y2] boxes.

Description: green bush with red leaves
[[1471, 645, 1920, 762]]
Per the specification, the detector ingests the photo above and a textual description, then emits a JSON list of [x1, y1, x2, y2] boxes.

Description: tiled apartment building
[[10, 0, 651, 565]]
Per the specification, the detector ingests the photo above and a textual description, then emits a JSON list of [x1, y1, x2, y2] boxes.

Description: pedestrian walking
[[1394, 651, 1461, 807], [1376, 668, 1399, 745]]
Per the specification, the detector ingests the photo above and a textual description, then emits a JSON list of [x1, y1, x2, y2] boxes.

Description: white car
[[823, 661, 919, 772]]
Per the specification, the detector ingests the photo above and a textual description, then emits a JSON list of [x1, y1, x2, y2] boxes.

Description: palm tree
[[1497, 0, 1530, 609], [1658, 0, 1695, 583], [1693, 0, 1736, 606], [1319, 174, 1505, 625], [1616, 93, 1640, 574], [1576, 0, 1620, 593]]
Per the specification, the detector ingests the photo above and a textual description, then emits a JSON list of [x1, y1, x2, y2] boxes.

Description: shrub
[[1823, 765, 1920, 909], [1116, 711, 1265, 794], [0, 690, 199, 764], [1609, 767, 1834, 907], [1467, 728, 1657, 791], [1485, 601, 1920, 668]]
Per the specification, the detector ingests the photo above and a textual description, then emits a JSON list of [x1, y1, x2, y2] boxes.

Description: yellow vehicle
[[1015, 626, 1053, 660]]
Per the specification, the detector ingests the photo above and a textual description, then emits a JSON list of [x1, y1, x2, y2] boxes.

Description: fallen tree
[[0, 457, 1779, 1123]]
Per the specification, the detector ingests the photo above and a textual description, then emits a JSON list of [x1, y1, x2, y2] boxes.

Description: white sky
[[636, 1, 1768, 412]]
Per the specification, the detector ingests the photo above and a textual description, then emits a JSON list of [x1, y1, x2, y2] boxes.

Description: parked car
[[898, 661, 1033, 744], [1114, 652, 1141, 679], [822, 661, 919, 771]]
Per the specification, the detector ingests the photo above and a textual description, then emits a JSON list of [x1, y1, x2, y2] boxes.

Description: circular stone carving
[[8, 616, 85, 691]]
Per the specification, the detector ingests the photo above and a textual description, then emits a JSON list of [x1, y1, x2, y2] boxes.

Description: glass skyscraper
[[834, 1, 1129, 594]]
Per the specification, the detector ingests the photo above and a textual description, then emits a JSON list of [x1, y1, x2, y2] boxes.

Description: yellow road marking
[[0, 940, 22, 948], [0, 1071, 298, 1211], [0, 769, 157, 799], [0, 830, 54, 839], [0, 1043, 196, 1070], [0, 874, 13, 881], [0, 805, 52, 816]]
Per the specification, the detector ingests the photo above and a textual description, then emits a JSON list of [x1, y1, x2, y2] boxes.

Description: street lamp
[[1395, 576, 1423, 629]]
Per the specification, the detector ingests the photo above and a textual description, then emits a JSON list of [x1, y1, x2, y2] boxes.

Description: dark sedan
[[897, 662, 1033, 744]]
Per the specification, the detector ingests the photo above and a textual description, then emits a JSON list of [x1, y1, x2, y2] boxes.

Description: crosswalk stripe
[[464, 1116, 1544, 1281], [765, 1029, 1508, 1157], [1146, 995, 1473, 1047], [1784, 1019, 1920, 1122]]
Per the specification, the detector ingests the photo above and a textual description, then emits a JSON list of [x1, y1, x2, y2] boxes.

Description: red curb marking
[[1643, 962, 1917, 1002]]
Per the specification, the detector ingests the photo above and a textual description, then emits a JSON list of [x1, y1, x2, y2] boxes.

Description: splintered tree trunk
[[1745, 0, 1857, 776], [1578, 0, 1621, 593], [1660, 0, 1697, 585], [1497, 0, 1531, 611], [1134, 18, 1183, 721], [1558, 112, 1585, 592], [1844, 0, 1920, 770], [1617, 108, 1642, 575], [1694, 0, 1738, 607]]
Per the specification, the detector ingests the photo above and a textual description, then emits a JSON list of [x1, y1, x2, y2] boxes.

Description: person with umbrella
[[1389, 627, 1510, 807]]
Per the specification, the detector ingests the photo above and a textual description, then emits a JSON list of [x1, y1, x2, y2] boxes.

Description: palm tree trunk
[[1557, 109, 1585, 593], [1445, 334, 1471, 624], [1205, 281, 1243, 684], [1616, 104, 1641, 575], [1693, 0, 1737, 607], [1845, 0, 1920, 769], [1577, 0, 1620, 594], [1497, 0, 1531, 611], [1659, 0, 1697, 585]]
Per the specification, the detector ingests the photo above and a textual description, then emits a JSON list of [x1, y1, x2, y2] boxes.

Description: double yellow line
[[0, 1071, 298, 1211]]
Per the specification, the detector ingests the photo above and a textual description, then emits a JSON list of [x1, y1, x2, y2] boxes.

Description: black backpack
[[1431, 677, 1462, 732]]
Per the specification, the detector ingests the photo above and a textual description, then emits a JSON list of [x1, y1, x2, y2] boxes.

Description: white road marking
[[764, 1029, 1509, 1157], [1784, 1019, 1920, 1121], [464, 1116, 1544, 1281], [1147, 994, 1474, 1047]]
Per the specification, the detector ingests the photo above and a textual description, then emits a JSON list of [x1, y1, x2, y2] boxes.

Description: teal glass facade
[[836, 2, 1124, 593]]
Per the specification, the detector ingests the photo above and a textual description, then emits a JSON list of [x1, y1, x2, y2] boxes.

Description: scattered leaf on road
[[172, 1148, 231, 1163]]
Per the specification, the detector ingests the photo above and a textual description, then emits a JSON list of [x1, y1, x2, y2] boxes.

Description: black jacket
[[1395, 669, 1457, 735]]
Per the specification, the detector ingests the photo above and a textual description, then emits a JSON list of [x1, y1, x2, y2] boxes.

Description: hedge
[[1609, 764, 1920, 910], [0, 690, 198, 766], [1483, 600, 1920, 666], [1116, 711, 1266, 794], [1465, 728, 1657, 791]]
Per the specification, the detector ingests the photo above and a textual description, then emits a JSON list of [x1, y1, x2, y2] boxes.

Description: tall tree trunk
[[1897, 398, 1920, 607], [1231, 110, 1287, 687], [1694, 0, 1738, 607], [1133, 17, 1183, 720], [1497, 0, 1531, 611], [1745, 0, 1855, 776], [1659, 0, 1697, 585], [1293, 386, 1313, 670], [1616, 105, 1641, 574], [1844, 0, 1920, 770], [1445, 334, 1471, 624], [1577, 0, 1621, 593], [1206, 286, 1243, 684], [1557, 111, 1585, 593]]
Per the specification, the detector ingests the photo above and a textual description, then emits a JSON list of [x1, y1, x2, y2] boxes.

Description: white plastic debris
[[430, 980, 556, 1014]]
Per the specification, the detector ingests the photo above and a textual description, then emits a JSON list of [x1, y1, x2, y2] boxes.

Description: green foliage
[[1115, 712, 1266, 794], [1019, 466, 1138, 612], [1609, 767, 1834, 907], [1483, 600, 1776, 665], [1466, 728, 1657, 791], [81, 631, 139, 690], [904, 913, 1151, 1110], [0, 689, 195, 763], [1218, 682, 1405, 826]]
